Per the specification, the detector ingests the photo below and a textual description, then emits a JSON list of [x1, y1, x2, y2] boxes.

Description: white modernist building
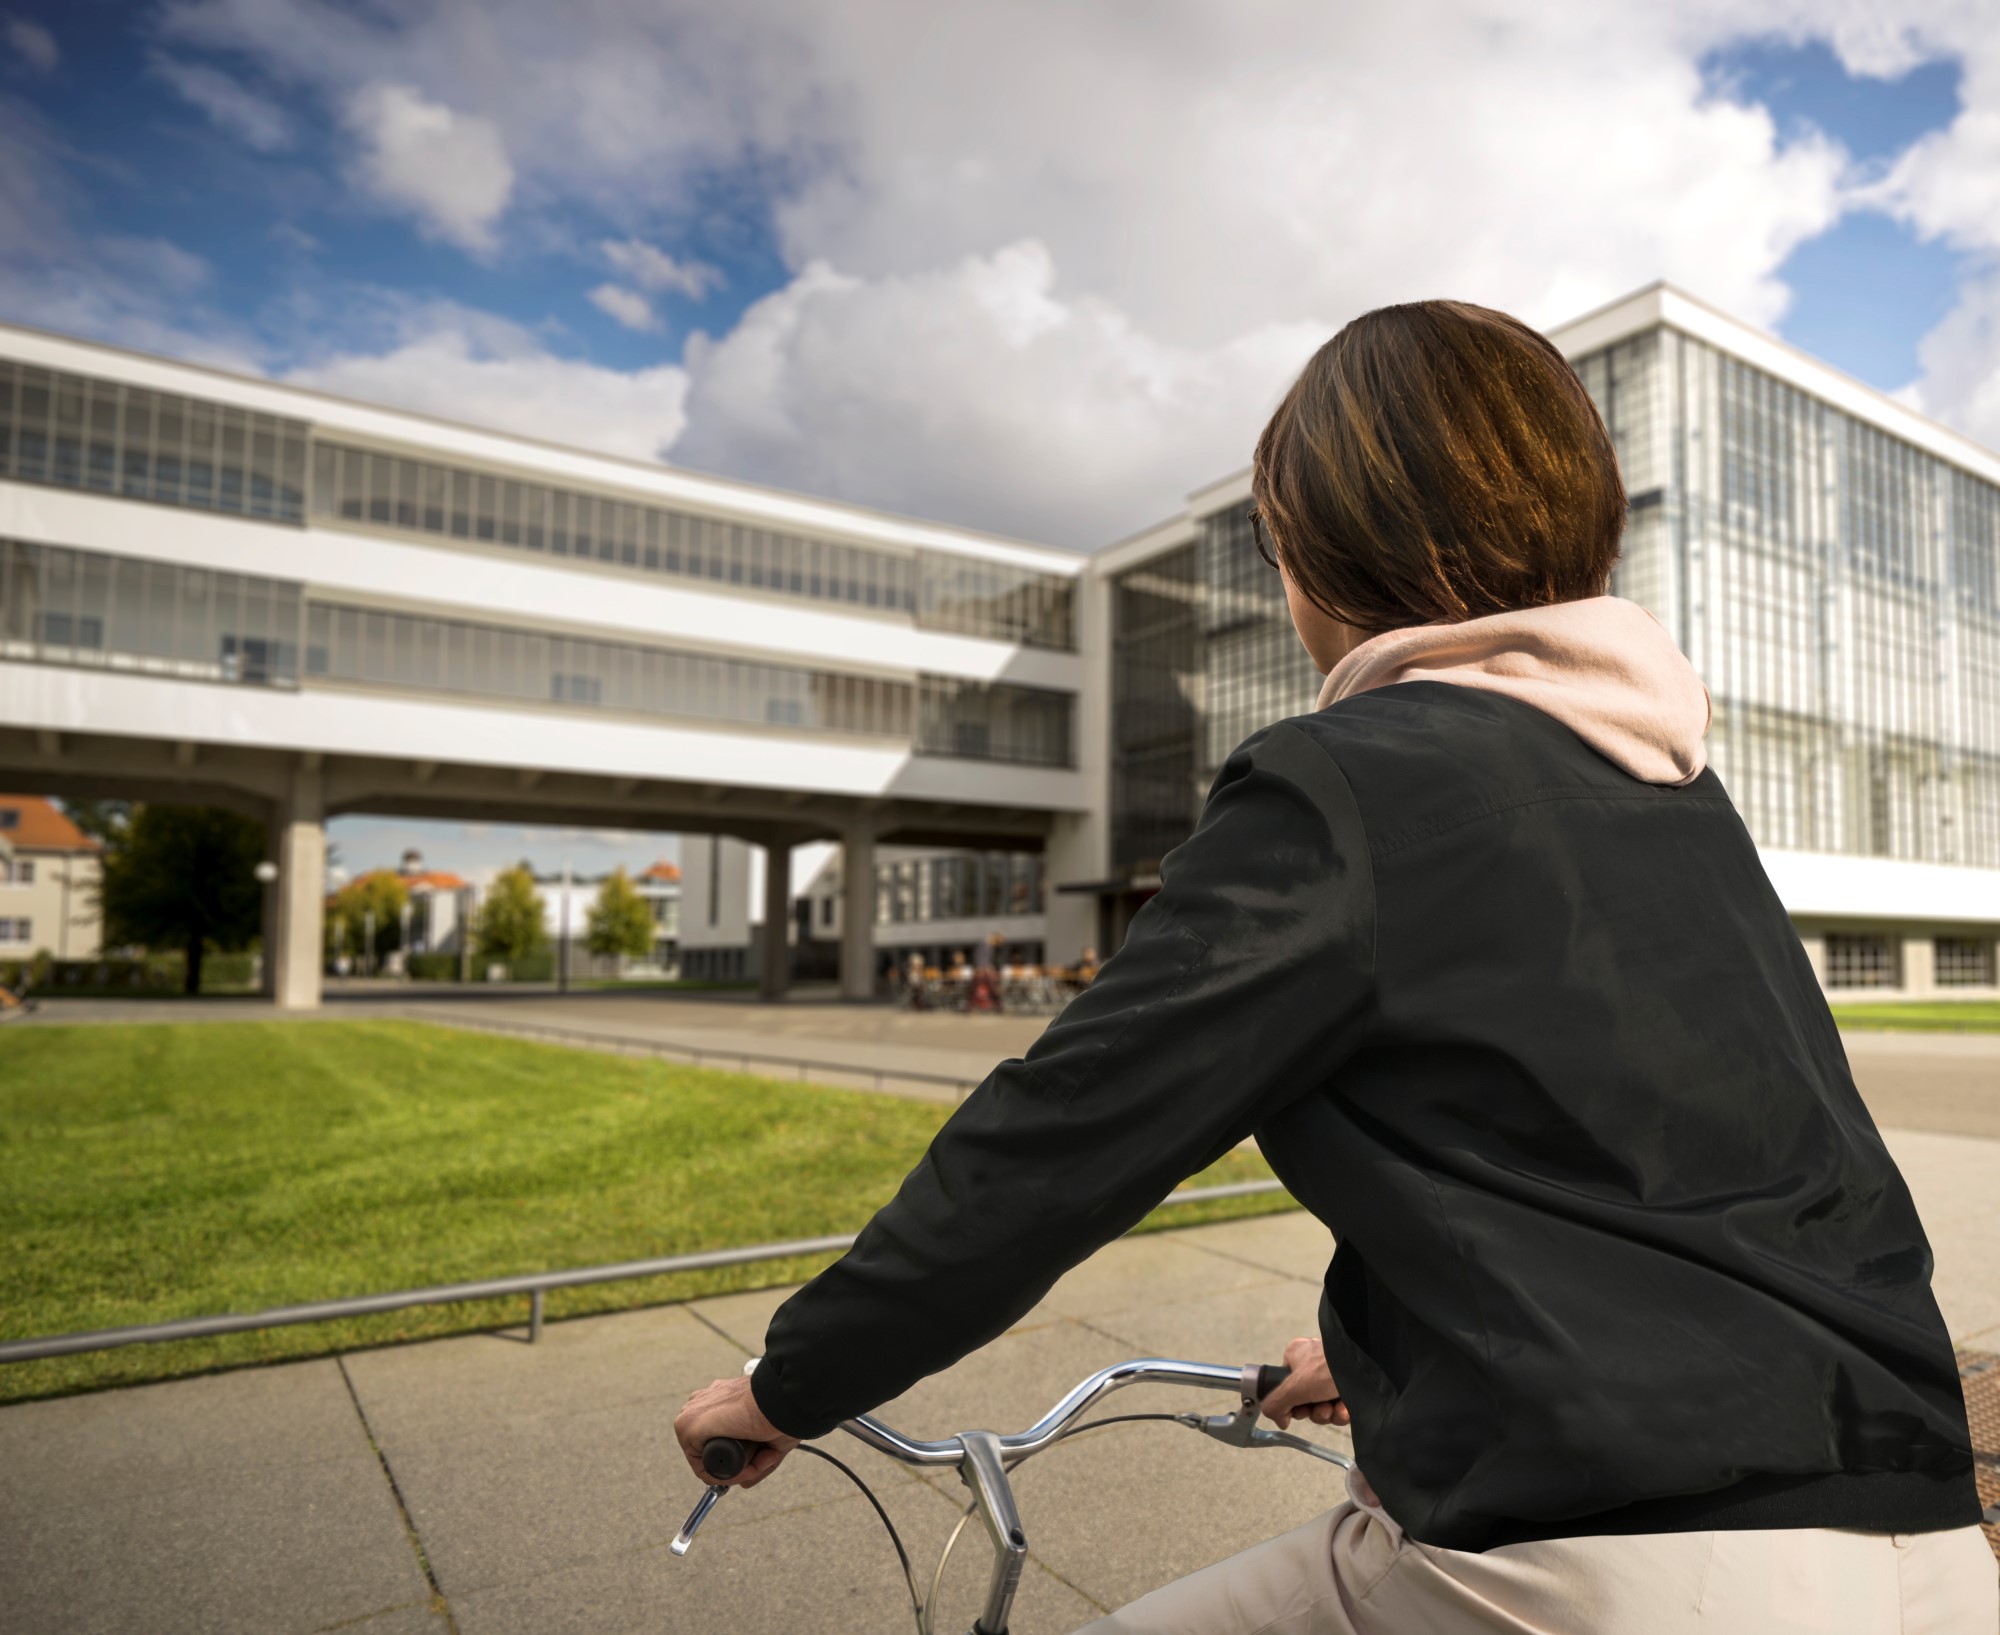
[[1096, 283, 2000, 1000], [0, 322, 1099, 1007], [6, 284, 2000, 1003]]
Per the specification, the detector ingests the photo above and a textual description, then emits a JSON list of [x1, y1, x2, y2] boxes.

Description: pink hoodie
[[1315, 596, 1711, 786]]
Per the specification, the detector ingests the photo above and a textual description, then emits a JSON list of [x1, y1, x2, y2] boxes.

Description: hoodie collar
[[1315, 596, 1711, 786]]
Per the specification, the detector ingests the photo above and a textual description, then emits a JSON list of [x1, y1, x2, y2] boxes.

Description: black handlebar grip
[[1255, 1364, 1291, 1401], [702, 1437, 750, 1481]]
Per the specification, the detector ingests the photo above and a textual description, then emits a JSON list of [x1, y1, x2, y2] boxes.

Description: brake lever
[[1173, 1363, 1354, 1468], [671, 1485, 728, 1556]]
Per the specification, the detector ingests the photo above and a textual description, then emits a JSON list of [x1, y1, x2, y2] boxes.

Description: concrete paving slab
[[1884, 1128, 2000, 1343], [1169, 1211, 1334, 1283], [341, 1303, 720, 1448], [458, 1470, 1102, 1635], [0, 1451, 431, 1635], [682, 1283, 796, 1357], [336, 1607, 453, 1634], [1027, 1230, 1290, 1327], [369, 1315, 835, 1598], [0, 1357, 369, 1522], [1081, 1275, 1330, 1375]]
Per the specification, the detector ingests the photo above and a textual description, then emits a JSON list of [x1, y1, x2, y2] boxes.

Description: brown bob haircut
[[1251, 299, 1625, 633]]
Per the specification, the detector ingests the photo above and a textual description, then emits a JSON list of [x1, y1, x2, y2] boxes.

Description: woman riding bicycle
[[677, 300, 1995, 1631]]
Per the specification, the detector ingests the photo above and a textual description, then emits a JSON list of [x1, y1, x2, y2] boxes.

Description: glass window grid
[[1572, 328, 2000, 871], [1110, 542, 1203, 871], [0, 537, 301, 687], [303, 596, 941, 742], [1823, 933, 1900, 988], [1934, 936, 1994, 986], [914, 675, 1075, 769], [874, 851, 1045, 924], [312, 441, 1077, 651], [1199, 503, 1320, 779], [0, 360, 308, 523]]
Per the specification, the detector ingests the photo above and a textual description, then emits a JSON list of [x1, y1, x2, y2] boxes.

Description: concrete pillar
[[1045, 560, 1113, 963], [1901, 930, 1935, 999], [272, 765, 325, 1011], [758, 842, 792, 1002], [1044, 811, 1106, 966], [840, 821, 876, 1001]]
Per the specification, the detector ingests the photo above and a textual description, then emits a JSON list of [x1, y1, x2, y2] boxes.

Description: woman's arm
[[747, 721, 1376, 1440]]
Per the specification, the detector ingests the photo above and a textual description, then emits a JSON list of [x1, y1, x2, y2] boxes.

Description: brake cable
[[791, 1443, 925, 1634]]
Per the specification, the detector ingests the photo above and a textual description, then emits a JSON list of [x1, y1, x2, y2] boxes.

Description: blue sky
[[4, 3, 1991, 878]]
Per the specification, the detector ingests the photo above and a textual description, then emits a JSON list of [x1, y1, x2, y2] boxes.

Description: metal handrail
[[0, 1178, 1289, 1364], [400, 1008, 986, 1097]]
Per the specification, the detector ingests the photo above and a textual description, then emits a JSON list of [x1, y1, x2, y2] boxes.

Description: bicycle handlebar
[[697, 1358, 1295, 1483]]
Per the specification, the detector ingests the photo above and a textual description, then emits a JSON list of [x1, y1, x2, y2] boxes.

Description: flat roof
[[0, 320, 1085, 577]]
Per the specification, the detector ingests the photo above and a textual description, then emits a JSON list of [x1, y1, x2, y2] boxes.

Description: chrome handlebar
[[838, 1355, 1248, 1466], [674, 1357, 1352, 1635]]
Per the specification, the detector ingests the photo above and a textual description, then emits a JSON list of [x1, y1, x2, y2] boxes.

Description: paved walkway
[[4, 1129, 1998, 1635]]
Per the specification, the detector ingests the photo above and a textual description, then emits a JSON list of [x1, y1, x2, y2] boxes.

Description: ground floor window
[[0, 916, 30, 943], [1824, 933, 1899, 989], [1934, 936, 1996, 987]]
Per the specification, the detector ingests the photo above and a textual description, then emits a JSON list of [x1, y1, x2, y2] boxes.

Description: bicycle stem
[[957, 1431, 1027, 1635]]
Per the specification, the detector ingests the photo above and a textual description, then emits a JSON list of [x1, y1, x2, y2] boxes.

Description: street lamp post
[[253, 860, 277, 993]]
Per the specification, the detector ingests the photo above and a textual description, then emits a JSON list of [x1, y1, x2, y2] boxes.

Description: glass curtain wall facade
[[0, 355, 1076, 650], [0, 360, 309, 523], [916, 676, 1075, 768], [1110, 542, 1202, 872], [0, 538, 303, 686], [875, 852, 1047, 924], [313, 442, 1077, 649], [1109, 507, 1319, 873], [1574, 327, 2000, 869], [0, 534, 1072, 765], [305, 600, 917, 737]]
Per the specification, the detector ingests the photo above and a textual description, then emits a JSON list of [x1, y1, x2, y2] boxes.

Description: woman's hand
[[1259, 1335, 1349, 1429], [673, 1373, 800, 1488]]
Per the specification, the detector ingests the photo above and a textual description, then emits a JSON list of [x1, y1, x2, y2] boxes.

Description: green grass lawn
[[0, 1020, 1286, 1404], [1831, 1001, 2000, 1032]]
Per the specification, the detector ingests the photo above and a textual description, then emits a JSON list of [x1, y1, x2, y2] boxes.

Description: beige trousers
[[1075, 1468, 1999, 1634]]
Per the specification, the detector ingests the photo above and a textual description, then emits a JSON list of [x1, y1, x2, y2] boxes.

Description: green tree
[[474, 864, 547, 969], [56, 798, 131, 847], [327, 872, 410, 969], [96, 805, 265, 994], [585, 867, 655, 963]]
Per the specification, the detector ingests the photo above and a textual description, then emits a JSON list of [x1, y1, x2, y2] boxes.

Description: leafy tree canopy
[[585, 867, 655, 961], [97, 805, 266, 994], [474, 865, 547, 965], [57, 798, 131, 847], [327, 872, 410, 963]]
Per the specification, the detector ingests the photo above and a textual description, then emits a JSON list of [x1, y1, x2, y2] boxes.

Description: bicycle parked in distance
[[674, 1355, 1351, 1635]]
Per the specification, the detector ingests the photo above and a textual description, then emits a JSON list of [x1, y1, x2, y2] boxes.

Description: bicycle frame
[[674, 1356, 1353, 1635]]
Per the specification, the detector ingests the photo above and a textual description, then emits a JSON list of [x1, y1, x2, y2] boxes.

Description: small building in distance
[[0, 795, 103, 959], [634, 860, 681, 973], [395, 849, 469, 956]]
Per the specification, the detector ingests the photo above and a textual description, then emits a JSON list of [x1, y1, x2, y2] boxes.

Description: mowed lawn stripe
[[0, 1019, 1285, 1402]]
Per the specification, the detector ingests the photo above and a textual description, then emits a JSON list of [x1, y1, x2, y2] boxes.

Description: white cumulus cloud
[[600, 238, 723, 299], [284, 304, 689, 461], [587, 282, 661, 332], [150, 54, 291, 151], [675, 241, 1325, 546], [344, 82, 513, 253], [5, 17, 56, 74], [117, 0, 2000, 540]]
